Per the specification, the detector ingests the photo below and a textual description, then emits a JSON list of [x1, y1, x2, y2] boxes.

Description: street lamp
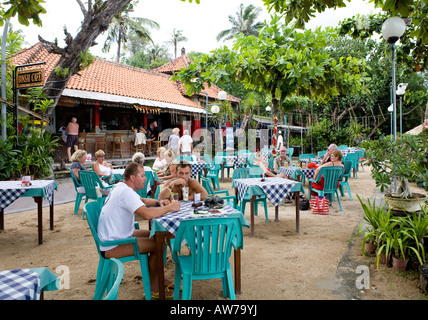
[[201, 90, 226, 145], [265, 106, 272, 146], [396, 83, 408, 136], [388, 104, 394, 137], [382, 17, 406, 142]]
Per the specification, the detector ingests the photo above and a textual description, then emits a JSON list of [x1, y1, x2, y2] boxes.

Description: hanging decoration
[[134, 105, 161, 114], [272, 116, 278, 157]]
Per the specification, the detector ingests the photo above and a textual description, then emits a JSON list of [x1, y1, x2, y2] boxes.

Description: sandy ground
[[0, 166, 427, 301]]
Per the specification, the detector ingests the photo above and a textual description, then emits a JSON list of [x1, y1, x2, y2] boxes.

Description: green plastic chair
[[338, 145, 348, 151], [308, 166, 343, 211], [356, 149, 365, 172], [203, 154, 212, 166], [339, 160, 353, 200], [177, 156, 193, 162], [172, 216, 243, 300], [79, 171, 113, 218], [268, 158, 275, 172], [206, 160, 222, 190], [216, 152, 234, 179], [317, 150, 327, 158], [299, 153, 316, 161], [232, 167, 268, 222], [95, 258, 124, 300], [344, 152, 359, 178], [287, 148, 294, 158], [201, 176, 237, 209], [69, 168, 86, 215], [83, 202, 152, 300]]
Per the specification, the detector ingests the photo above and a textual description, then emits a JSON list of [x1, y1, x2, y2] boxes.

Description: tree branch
[[38, 35, 66, 55], [76, 0, 87, 16]]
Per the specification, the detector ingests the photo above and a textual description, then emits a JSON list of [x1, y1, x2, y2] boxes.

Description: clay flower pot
[[392, 256, 409, 272], [364, 242, 377, 256]]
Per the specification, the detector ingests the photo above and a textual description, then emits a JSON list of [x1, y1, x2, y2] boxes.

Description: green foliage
[[364, 134, 428, 198], [1, 0, 47, 27]]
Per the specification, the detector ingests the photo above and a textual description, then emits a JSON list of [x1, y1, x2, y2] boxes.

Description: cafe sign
[[15, 68, 44, 89]]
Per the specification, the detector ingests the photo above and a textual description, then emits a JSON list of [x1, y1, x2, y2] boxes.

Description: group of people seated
[[70, 142, 345, 298]]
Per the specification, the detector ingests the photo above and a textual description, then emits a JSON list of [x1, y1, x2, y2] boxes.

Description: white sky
[[10, 0, 380, 60]]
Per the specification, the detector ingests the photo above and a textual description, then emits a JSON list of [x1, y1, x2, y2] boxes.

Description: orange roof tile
[[10, 43, 203, 111]]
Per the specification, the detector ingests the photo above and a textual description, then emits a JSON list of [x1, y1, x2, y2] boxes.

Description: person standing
[[276, 130, 284, 150], [168, 127, 180, 157], [66, 117, 79, 162], [178, 129, 193, 156]]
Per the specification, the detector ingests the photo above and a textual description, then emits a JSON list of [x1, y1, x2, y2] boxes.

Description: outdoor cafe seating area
[[0, 145, 365, 300]]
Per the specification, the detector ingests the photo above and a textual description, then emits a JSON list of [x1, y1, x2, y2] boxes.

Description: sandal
[[283, 199, 292, 203]]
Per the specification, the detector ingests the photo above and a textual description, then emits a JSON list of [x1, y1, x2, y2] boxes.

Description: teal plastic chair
[[95, 258, 124, 300], [299, 153, 316, 161], [206, 161, 222, 190], [238, 149, 250, 155], [172, 217, 243, 300], [70, 168, 86, 215], [232, 167, 268, 222], [201, 176, 237, 209], [79, 171, 113, 218], [344, 152, 359, 178], [339, 160, 353, 200], [177, 156, 193, 162], [268, 158, 275, 172], [308, 166, 343, 211], [338, 145, 348, 151], [216, 152, 234, 179], [83, 202, 152, 300], [203, 154, 212, 166], [317, 150, 327, 158], [287, 148, 294, 158], [246, 153, 255, 167], [356, 149, 365, 172]]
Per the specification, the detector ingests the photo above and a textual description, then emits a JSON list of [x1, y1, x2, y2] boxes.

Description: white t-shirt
[[179, 135, 193, 153], [97, 182, 145, 251], [276, 135, 283, 150]]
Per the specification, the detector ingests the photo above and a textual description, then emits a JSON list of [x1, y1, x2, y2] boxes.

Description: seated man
[[273, 146, 291, 175], [158, 162, 208, 201], [253, 152, 288, 178], [97, 162, 180, 298]]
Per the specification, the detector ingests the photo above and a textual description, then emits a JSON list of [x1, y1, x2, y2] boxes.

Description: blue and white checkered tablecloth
[[190, 162, 208, 178], [0, 269, 40, 300], [279, 167, 316, 181], [234, 177, 302, 207], [0, 180, 56, 210], [150, 201, 247, 237]]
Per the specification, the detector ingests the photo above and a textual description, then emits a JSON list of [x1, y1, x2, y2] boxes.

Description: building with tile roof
[[10, 43, 240, 137]]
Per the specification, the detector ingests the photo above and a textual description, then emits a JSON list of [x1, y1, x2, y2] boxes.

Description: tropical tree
[[102, 1, 159, 62], [216, 3, 264, 42], [167, 28, 187, 58], [262, 0, 428, 72], [174, 15, 368, 118]]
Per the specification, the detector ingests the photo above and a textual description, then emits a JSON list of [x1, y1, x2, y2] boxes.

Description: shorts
[[66, 134, 78, 147]]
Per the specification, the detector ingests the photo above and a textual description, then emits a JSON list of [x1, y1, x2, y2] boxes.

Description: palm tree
[[167, 29, 188, 58], [102, 3, 160, 62], [216, 4, 264, 42]]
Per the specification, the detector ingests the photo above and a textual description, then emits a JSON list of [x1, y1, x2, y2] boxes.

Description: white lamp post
[[388, 104, 394, 137], [396, 83, 408, 136], [202, 90, 227, 145], [382, 17, 406, 142], [265, 106, 272, 147]]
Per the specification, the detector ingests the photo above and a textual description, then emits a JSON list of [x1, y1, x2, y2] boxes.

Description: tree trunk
[[40, 0, 133, 115]]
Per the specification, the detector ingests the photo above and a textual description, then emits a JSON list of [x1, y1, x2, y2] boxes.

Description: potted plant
[[375, 208, 396, 268], [389, 216, 426, 271], [364, 134, 428, 212], [353, 195, 387, 255]]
